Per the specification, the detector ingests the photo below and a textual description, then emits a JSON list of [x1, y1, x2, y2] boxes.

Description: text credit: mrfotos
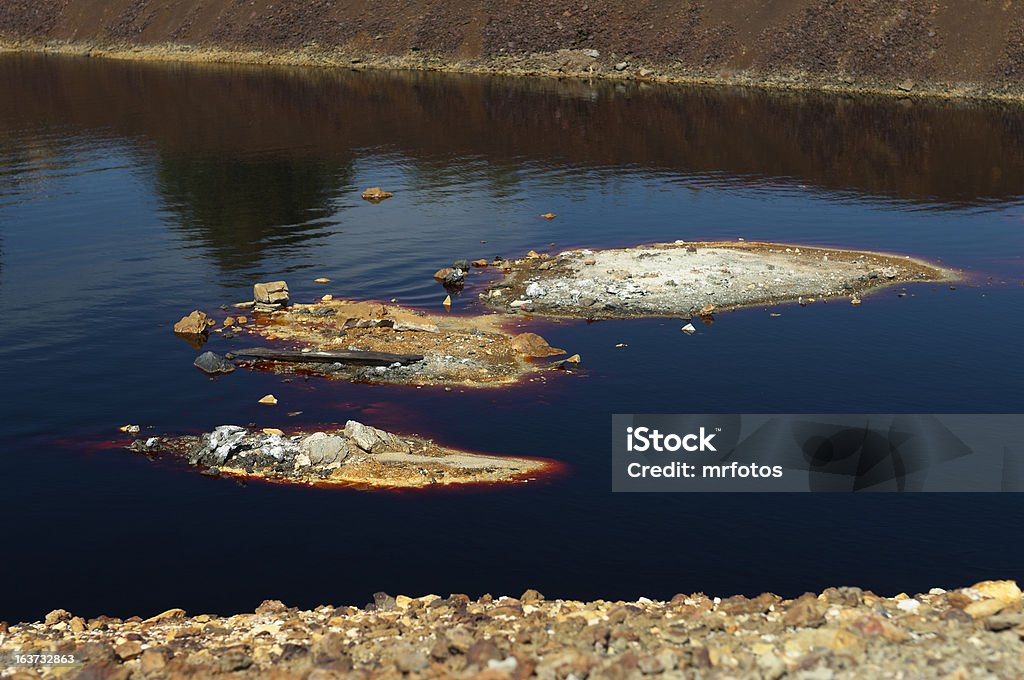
[[625, 425, 783, 480], [612, 414, 1024, 492]]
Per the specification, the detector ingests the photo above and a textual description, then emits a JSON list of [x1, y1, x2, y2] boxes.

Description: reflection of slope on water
[[3, 53, 1024, 210], [155, 154, 347, 273]]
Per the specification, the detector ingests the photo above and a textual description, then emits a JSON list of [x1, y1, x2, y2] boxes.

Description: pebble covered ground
[[2, 581, 1021, 679]]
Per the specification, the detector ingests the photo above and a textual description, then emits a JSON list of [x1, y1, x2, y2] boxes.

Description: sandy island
[[483, 241, 956, 320]]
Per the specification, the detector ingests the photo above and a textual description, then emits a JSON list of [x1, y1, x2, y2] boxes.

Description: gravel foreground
[[3, 582, 1022, 679]]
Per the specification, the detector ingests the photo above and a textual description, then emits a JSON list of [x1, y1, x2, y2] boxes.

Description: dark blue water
[[1, 53, 1022, 623]]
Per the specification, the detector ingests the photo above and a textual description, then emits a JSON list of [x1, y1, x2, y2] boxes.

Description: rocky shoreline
[[2, 581, 1021, 679], [6, 40, 1024, 105]]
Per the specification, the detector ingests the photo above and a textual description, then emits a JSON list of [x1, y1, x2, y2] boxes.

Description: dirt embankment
[[3, 581, 1021, 679], [5, 1, 1024, 99]]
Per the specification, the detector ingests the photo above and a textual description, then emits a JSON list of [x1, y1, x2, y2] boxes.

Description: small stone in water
[[258, 395, 278, 405]]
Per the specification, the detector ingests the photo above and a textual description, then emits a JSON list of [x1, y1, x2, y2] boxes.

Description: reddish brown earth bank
[[4, 1, 1024, 98]]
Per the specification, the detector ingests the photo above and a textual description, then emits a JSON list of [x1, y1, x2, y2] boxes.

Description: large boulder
[[344, 420, 411, 454], [253, 281, 289, 305], [302, 433, 351, 468], [510, 332, 565, 358]]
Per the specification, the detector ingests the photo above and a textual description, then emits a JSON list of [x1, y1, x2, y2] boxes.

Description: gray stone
[[614, 61, 629, 71], [193, 351, 235, 375], [443, 268, 466, 285], [303, 433, 350, 467], [344, 420, 411, 454], [192, 426, 248, 466]]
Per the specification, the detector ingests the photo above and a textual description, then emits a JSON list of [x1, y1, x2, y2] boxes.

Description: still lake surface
[[1, 53, 1022, 623]]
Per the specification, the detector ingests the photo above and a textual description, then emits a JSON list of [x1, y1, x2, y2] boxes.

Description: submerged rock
[[361, 187, 393, 201]]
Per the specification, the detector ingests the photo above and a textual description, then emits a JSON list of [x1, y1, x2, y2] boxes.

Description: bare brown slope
[[3, 1, 1024, 96]]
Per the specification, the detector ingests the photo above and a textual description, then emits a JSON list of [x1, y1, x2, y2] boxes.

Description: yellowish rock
[[258, 394, 278, 405], [173, 309, 209, 335], [510, 332, 565, 358], [969, 580, 1022, 603], [322, 294, 333, 302], [145, 608, 186, 623], [539, 212, 557, 219], [262, 428, 285, 435], [443, 294, 452, 309], [361, 187, 393, 201], [965, 598, 1008, 619], [314, 278, 331, 284]]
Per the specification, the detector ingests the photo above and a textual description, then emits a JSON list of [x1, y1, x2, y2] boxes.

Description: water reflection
[[155, 155, 342, 271], [2, 53, 1024, 209]]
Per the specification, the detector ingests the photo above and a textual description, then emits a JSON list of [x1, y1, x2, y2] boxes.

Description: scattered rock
[[258, 394, 278, 405], [510, 332, 565, 358], [434, 267, 467, 285], [173, 309, 210, 335], [539, 212, 557, 219], [361, 187, 393, 201], [314, 277, 331, 283], [443, 294, 452, 309], [615, 61, 629, 71], [253, 281, 289, 306], [194, 351, 236, 375], [681, 323, 696, 334]]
